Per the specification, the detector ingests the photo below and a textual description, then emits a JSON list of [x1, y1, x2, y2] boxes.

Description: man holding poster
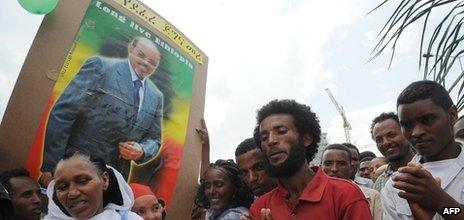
[[41, 37, 164, 183]]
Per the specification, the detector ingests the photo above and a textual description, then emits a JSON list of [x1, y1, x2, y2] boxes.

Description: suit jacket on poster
[[42, 56, 163, 179]]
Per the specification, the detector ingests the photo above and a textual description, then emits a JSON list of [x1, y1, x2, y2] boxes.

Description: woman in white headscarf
[[44, 152, 142, 220]]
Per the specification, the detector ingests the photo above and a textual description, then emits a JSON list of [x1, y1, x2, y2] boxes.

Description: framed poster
[[0, 0, 207, 218]]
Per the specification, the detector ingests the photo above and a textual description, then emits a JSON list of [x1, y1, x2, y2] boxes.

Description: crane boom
[[325, 88, 352, 143]]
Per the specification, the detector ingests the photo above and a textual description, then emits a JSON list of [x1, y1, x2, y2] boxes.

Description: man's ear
[[350, 162, 356, 176], [449, 105, 458, 126], [302, 133, 314, 147]]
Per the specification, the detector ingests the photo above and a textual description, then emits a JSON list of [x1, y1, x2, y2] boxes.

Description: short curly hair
[[397, 80, 454, 111], [235, 137, 259, 157], [370, 112, 399, 137], [0, 167, 30, 193], [254, 99, 321, 162], [195, 159, 254, 209]]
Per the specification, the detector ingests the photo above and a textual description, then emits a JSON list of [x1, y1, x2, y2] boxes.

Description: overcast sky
[[1, 0, 435, 162]]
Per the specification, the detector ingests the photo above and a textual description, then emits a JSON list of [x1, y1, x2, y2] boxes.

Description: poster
[[0, 0, 207, 218]]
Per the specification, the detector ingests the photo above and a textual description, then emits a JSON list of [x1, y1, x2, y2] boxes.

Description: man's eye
[[260, 135, 268, 142], [21, 191, 34, 198], [421, 116, 435, 125], [255, 163, 265, 170]]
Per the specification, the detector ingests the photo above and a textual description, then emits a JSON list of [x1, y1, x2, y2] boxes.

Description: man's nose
[[249, 171, 258, 183], [411, 125, 425, 138], [31, 192, 41, 204], [330, 164, 338, 172], [267, 133, 279, 146]]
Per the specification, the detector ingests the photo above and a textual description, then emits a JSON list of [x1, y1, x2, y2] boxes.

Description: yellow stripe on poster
[[114, 0, 203, 64]]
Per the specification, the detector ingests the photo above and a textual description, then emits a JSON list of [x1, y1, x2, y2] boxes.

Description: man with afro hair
[[245, 99, 371, 220]]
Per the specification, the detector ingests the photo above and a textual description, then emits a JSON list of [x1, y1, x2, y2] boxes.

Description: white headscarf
[[44, 166, 142, 220]]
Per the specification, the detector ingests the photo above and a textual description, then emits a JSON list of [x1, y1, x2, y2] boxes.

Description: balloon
[[18, 0, 59, 15]]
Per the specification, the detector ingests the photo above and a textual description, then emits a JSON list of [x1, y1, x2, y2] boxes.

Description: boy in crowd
[[383, 80, 464, 219]]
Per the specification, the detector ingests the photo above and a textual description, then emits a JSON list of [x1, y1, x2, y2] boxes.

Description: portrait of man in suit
[[40, 37, 164, 184]]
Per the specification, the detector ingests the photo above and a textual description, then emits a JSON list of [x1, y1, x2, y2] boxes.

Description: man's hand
[[39, 172, 53, 188], [240, 213, 254, 220], [405, 163, 440, 220], [392, 162, 444, 213], [119, 141, 144, 161], [260, 208, 273, 220], [240, 209, 273, 220]]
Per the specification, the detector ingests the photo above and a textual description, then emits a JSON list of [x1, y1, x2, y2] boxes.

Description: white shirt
[[128, 60, 146, 113], [381, 144, 464, 220]]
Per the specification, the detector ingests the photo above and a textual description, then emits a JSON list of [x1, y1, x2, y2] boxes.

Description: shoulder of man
[[326, 177, 370, 206], [84, 56, 126, 73], [145, 79, 163, 97], [359, 185, 380, 200]]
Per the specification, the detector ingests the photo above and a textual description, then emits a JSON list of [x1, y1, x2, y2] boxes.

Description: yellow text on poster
[[114, 0, 203, 64]]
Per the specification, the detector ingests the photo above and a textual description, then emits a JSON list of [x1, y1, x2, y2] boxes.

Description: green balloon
[[18, 0, 59, 15]]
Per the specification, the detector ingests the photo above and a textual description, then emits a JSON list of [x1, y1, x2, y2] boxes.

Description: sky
[[0, 0, 443, 162]]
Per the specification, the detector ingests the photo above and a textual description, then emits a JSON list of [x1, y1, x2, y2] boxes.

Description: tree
[[371, 0, 464, 111]]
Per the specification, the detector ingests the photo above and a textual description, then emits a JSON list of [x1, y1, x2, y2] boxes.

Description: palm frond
[[370, 0, 464, 111]]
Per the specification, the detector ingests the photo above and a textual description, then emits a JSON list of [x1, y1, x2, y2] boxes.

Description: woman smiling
[[195, 159, 254, 220], [44, 152, 142, 220]]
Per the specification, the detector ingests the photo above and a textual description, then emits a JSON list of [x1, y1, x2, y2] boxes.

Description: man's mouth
[[385, 146, 398, 155], [31, 206, 41, 215], [327, 172, 338, 178], [251, 185, 262, 192], [413, 139, 433, 148], [268, 148, 286, 158]]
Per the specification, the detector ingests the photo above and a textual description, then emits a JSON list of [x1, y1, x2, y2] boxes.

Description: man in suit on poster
[[41, 37, 164, 184]]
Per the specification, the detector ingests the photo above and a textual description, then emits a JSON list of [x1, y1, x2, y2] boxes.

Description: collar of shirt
[[410, 142, 464, 189], [384, 164, 395, 177], [275, 166, 327, 203], [127, 59, 146, 88], [354, 176, 371, 185]]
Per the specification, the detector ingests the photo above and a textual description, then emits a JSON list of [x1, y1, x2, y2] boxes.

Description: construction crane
[[325, 88, 352, 143]]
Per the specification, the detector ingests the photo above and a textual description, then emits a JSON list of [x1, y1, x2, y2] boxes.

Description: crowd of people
[[1, 80, 464, 219]]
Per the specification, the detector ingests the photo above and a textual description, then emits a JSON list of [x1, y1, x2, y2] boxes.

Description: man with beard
[[0, 168, 43, 220], [235, 137, 277, 197], [383, 80, 464, 219], [370, 112, 414, 192], [244, 99, 371, 220]]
